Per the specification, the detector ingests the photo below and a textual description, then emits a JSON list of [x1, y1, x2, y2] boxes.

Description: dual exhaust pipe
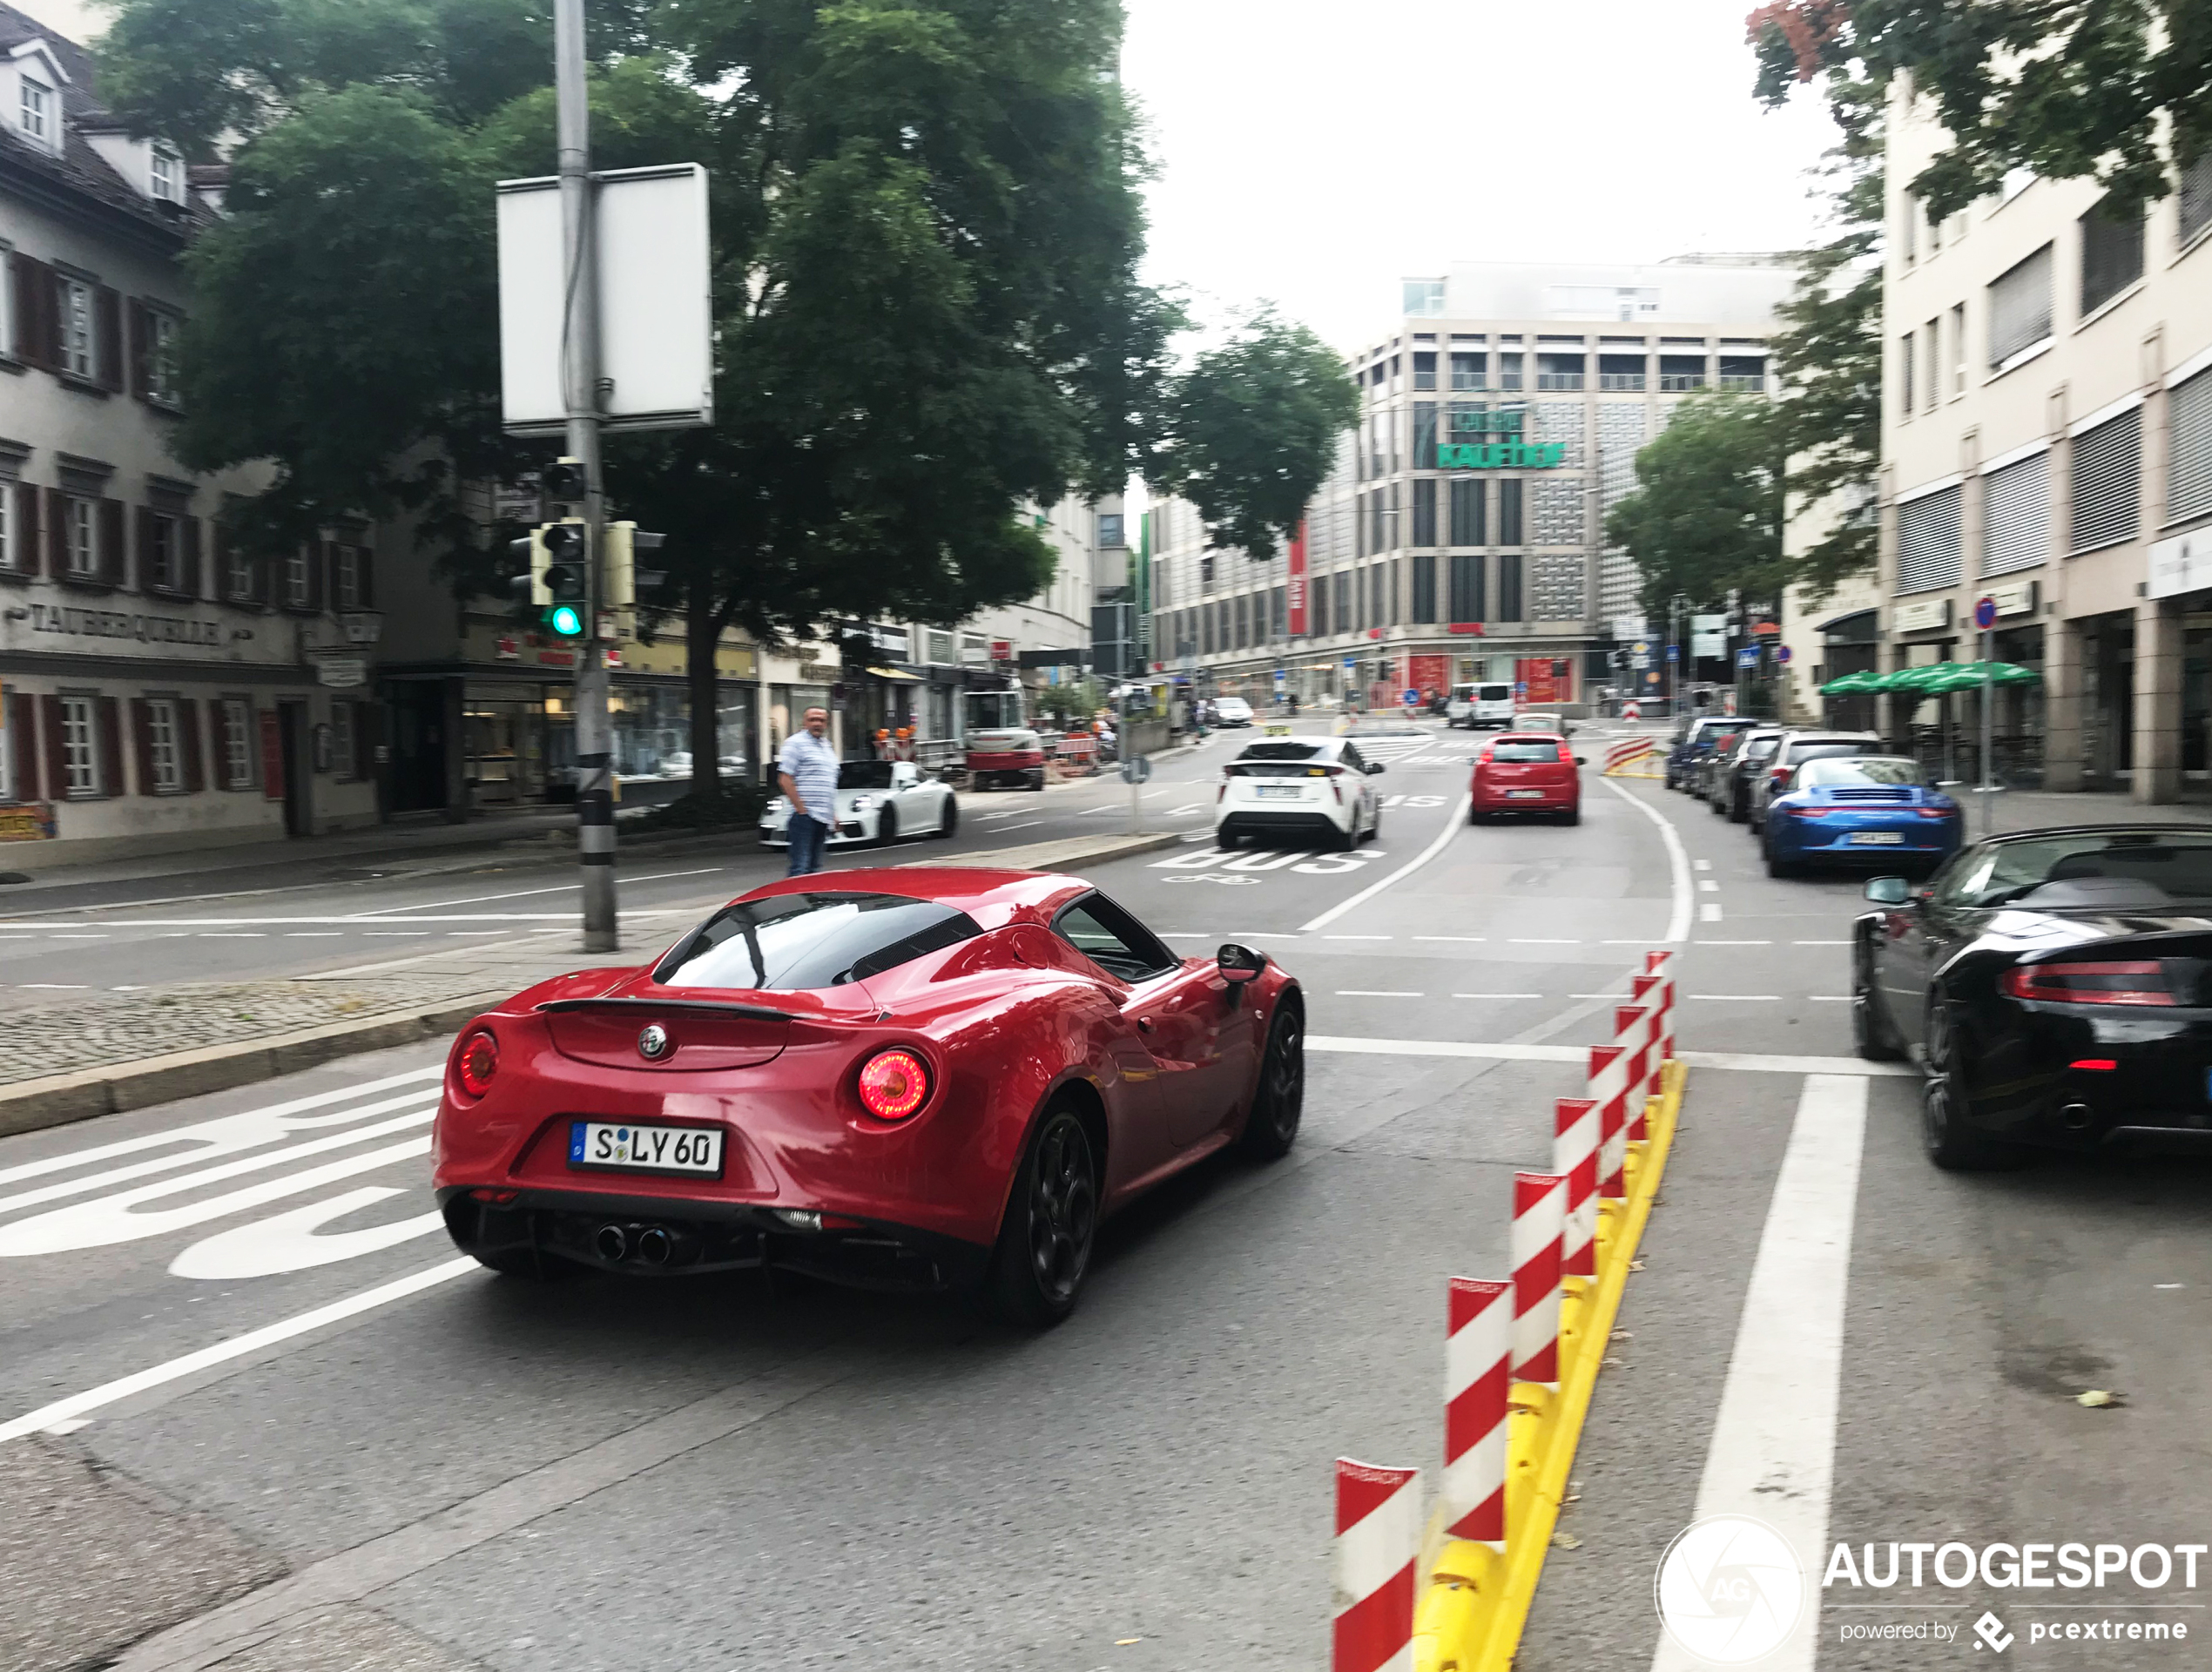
[[595, 1223, 672, 1266]]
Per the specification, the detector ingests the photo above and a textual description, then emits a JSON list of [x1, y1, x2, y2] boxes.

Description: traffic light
[[541, 518, 587, 637], [604, 522, 666, 609], [542, 457, 588, 504]]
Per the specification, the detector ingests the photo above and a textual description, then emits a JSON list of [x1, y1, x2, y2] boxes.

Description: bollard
[[1633, 972, 1673, 1096], [1589, 1044, 1629, 1200], [1509, 1171, 1567, 1387], [1615, 1001, 1655, 1144], [1333, 1458, 1421, 1672], [1441, 1278, 1512, 1547], [1553, 1097, 1599, 1279]]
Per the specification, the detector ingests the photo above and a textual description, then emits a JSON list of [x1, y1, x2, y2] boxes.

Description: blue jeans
[[786, 812, 827, 876]]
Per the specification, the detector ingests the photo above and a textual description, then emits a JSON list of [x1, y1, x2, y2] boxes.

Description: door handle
[[1136, 1016, 1154, 1033]]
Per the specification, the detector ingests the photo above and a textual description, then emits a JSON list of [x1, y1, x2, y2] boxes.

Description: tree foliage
[[1748, 0, 2212, 218], [1605, 390, 1787, 615]]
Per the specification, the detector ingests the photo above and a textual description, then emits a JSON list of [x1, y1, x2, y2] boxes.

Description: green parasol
[[1818, 671, 1885, 696]]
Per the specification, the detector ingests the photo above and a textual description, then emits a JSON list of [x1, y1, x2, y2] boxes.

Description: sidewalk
[[1984, 787, 2212, 834]]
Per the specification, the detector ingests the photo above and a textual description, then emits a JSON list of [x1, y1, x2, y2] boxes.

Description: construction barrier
[[1601, 737, 1662, 778], [1337, 951, 1688, 1672]]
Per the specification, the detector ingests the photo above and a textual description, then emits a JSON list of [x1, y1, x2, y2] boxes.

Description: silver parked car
[[1745, 732, 1886, 833]]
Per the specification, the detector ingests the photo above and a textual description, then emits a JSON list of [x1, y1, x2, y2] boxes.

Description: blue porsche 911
[[1760, 756, 1962, 879]]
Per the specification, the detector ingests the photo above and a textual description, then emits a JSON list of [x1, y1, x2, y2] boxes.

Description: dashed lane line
[[1699, 902, 1723, 922], [1336, 989, 1425, 998]]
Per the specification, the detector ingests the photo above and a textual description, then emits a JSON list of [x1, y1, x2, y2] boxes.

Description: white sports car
[[759, 758, 960, 848]]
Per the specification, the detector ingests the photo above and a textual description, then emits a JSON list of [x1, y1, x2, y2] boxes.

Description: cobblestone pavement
[[0, 936, 597, 1086]]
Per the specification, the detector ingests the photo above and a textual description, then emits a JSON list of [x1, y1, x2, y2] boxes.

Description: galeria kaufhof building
[[1150, 260, 1797, 712]]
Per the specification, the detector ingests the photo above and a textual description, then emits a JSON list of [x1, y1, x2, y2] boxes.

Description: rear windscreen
[[1489, 742, 1561, 763], [1477, 685, 1513, 701], [1236, 743, 1324, 761], [656, 893, 981, 990], [1785, 741, 1878, 765], [838, 762, 894, 789]]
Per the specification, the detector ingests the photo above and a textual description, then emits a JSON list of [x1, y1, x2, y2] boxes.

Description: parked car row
[[1668, 717, 1963, 878]]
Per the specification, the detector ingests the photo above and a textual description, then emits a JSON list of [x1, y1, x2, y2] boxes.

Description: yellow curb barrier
[[1411, 1056, 1687, 1671]]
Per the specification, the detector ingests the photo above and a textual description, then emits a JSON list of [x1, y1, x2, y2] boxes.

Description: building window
[[1950, 303, 1966, 395], [1982, 451, 2051, 576], [1497, 554, 1522, 622], [2169, 367, 2212, 526], [1535, 354, 1585, 392], [60, 696, 98, 796], [64, 496, 97, 577], [2181, 152, 2212, 248], [1498, 480, 1524, 546], [58, 277, 95, 379], [1450, 351, 1485, 390], [150, 514, 181, 590], [220, 698, 254, 789], [334, 543, 361, 608], [1900, 192, 1918, 266], [145, 698, 181, 792], [0, 486, 11, 574], [1897, 484, 1965, 591], [2080, 195, 2145, 315], [1310, 574, 1329, 637], [1497, 353, 1523, 392], [1412, 351, 1437, 391], [20, 77, 51, 145], [331, 703, 357, 781], [1598, 354, 1645, 392], [1448, 553, 1484, 622], [1412, 477, 1437, 546], [150, 146, 184, 204], [1987, 244, 2054, 368], [1899, 334, 1915, 415], [145, 309, 182, 404], [1718, 355, 1766, 393], [1411, 552, 1437, 623], [1332, 571, 1349, 633], [1658, 354, 1705, 392], [2070, 408, 2141, 553], [1403, 279, 1445, 316], [1096, 513, 1123, 548], [284, 548, 311, 608], [1449, 477, 1486, 546], [226, 538, 254, 601], [1411, 401, 1436, 469]]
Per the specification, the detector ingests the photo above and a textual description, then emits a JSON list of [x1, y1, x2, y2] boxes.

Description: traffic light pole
[[555, 0, 617, 951]]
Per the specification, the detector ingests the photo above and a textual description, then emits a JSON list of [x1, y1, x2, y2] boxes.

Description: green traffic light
[[544, 603, 585, 637]]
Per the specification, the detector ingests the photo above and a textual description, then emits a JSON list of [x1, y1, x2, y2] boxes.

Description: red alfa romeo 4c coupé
[[434, 869, 1305, 1325]]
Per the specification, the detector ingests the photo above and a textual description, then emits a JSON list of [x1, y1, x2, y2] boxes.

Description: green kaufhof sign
[[1436, 441, 1567, 469]]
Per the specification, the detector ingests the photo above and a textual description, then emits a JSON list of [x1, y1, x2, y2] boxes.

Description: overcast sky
[[1122, 0, 1841, 353]]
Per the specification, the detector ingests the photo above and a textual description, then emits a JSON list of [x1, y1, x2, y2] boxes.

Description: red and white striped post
[[1511, 1171, 1567, 1387], [1553, 1097, 1599, 1278], [1588, 1044, 1629, 1201], [1333, 1458, 1421, 1672], [1635, 965, 1676, 1081], [1442, 1278, 1511, 1548], [1615, 1001, 1656, 1143]]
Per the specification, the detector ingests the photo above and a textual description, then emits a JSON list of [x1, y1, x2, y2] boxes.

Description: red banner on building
[[1286, 518, 1308, 637], [1408, 654, 1449, 701], [1515, 657, 1577, 707]]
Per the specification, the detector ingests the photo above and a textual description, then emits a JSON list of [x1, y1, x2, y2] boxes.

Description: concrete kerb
[[0, 994, 499, 1140]]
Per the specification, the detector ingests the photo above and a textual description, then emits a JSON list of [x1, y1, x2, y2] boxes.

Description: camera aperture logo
[[1655, 1514, 1806, 1664]]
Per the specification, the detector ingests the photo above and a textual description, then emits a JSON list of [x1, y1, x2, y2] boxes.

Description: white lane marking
[[1649, 1075, 1867, 1672], [1296, 791, 1473, 933], [0, 1257, 478, 1446], [1699, 902, 1723, 922], [47, 934, 108, 940], [364, 932, 431, 938], [989, 820, 1045, 834], [446, 930, 507, 937], [1693, 859, 1711, 871], [353, 867, 723, 919], [1598, 777, 1692, 944], [17, 983, 86, 989], [1453, 992, 1542, 999], [1324, 934, 1393, 940], [1688, 994, 1781, 1001], [1335, 989, 1424, 998], [1163, 804, 1205, 817], [1307, 1037, 1912, 1076], [1793, 940, 1849, 946], [169, 1190, 446, 1280], [0, 914, 680, 927], [1414, 935, 1486, 942], [199, 933, 266, 939], [1808, 994, 1851, 1002], [1696, 880, 1718, 893], [286, 932, 342, 938]]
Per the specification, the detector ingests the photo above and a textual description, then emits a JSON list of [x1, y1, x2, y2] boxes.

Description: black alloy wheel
[[935, 796, 958, 839], [1240, 1001, 1305, 1160], [874, 806, 899, 848], [1919, 994, 2024, 1170], [982, 1106, 1098, 1325], [1850, 942, 1905, 1062], [1729, 786, 1749, 824]]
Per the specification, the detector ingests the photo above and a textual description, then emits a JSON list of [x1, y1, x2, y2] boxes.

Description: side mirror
[[1217, 943, 1266, 983], [1864, 876, 1911, 906], [1365, 761, 1386, 775]]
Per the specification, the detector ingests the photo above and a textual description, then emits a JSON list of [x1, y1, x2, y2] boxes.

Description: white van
[[1446, 682, 1516, 729]]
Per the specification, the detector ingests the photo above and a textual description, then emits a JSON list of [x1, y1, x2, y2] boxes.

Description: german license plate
[[1507, 789, 1544, 799], [1849, 831, 1905, 845], [569, 1121, 723, 1176], [1256, 785, 1301, 799]]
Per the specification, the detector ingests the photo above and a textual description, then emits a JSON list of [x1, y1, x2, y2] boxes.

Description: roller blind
[[2070, 408, 2141, 552], [1987, 245, 2053, 367], [2168, 367, 2212, 526], [1980, 452, 2050, 576], [1896, 484, 1962, 592]]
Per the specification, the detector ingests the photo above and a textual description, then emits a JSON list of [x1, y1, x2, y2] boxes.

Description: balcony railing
[[1718, 374, 1767, 392], [1535, 373, 1584, 391], [1597, 373, 1646, 392], [1657, 373, 1706, 392], [1450, 374, 1486, 391]]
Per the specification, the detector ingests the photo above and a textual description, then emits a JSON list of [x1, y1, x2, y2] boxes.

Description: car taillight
[[1770, 765, 1791, 785], [2001, 961, 2178, 1008], [1913, 807, 1953, 819], [455, 1028, 498, 1096], [857, 1048, 931, 1119], [1787, 806, 1833, 819]]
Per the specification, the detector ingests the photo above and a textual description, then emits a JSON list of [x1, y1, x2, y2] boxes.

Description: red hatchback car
[[1469, 732, 1584, 824], [433, 869, 1305, 1325]]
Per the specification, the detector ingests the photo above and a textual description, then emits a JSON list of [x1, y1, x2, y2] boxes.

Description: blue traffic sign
[[1777, 644, 1792, 664], [1737, 648, 1761, 668], [1665, 644, 1680, 662]]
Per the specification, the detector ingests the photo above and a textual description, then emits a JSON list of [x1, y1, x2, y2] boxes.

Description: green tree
[[1747, 0, 2212, 217], [1605, 389, 1787, 616], [1152, 307, 1359, 563]]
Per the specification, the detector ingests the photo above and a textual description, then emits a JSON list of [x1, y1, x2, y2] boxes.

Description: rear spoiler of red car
[[534, 996, 798, 1023]]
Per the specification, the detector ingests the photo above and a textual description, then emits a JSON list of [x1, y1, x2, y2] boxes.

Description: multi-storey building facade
[[1150, 260, 1797, 711], [1876, 82, 2212, 798], [0, 3, 380, 866]]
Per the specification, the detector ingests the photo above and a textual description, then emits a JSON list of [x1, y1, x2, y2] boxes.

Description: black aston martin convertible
[[1853, 826, 2212, 1169]]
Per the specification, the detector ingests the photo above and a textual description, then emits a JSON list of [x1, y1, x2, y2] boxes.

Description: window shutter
[[1987, 246, 2054, 367], [12, 482, 37, 576], [7, 692, 37, 800], [127, 299, 149, 400], [1897, 484, 1964, 591], [2070, 408, 2141, 553], [10, 254, 53, 369], [130, 698, 154, 795], [180, 516, 202, 598], [1981, 453, 2050, 576], [97, 697, 123, 797], [43, 488, 64, 573], [99, 498, 126, 584], [179, 697, 205, 792], [2169, 368, 2212, 527], [135, 506, 157, 590], [2182, 152, 2212, 247], [38, 695, 65, 800], [94, 287, 124, 393]]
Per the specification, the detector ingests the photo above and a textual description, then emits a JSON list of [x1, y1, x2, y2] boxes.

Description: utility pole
[[555, 0, 617, 951]]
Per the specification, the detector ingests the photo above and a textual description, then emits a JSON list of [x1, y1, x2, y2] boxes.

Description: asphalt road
[[5, 721, 2209, 1670]]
